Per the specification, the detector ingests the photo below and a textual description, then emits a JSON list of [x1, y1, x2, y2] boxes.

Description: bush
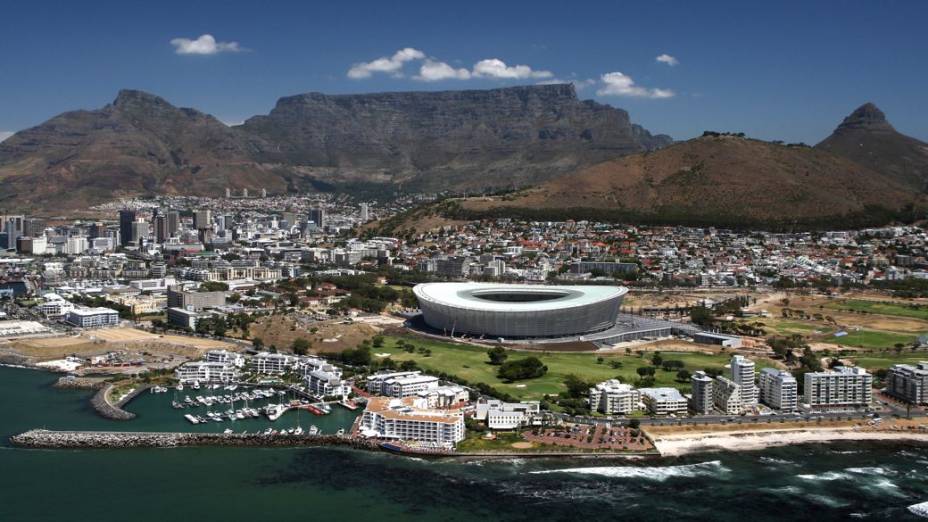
[[498, 357, 548, 382]]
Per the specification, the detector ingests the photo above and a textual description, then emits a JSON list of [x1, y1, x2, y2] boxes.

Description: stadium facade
[[413, 283, 627, 339]]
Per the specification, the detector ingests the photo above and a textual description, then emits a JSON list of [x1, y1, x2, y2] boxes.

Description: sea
[[1, 364, 927, 522]]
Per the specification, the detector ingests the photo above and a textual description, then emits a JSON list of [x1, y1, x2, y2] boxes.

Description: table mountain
[[816, 103, 928, 191], [0, 85, 670, 213]]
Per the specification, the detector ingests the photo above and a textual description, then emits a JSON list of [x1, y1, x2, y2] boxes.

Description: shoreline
[[649, 426, 928, 457]]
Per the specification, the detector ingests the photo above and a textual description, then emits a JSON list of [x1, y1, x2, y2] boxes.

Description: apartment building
[[886, 362, 928, 405], [758, 368, 798, 411], [366, 371, 439, 397], [713, 376, 744, 415], [66, 307, 119, 328], [360, 396, 465, 445], [175, 361, 239, 384], [639, 387, 689, 415], [589, 379, 640, 415], [803, 367, 873, 408], [689, 370, 715, 414], [473, 398, 541, 429]]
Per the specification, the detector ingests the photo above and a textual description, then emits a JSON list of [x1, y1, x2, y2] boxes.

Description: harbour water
[[2, 365, 928, 521]]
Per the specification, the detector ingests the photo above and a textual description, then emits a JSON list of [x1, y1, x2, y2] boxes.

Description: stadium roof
[[413, 283, 627, 312]]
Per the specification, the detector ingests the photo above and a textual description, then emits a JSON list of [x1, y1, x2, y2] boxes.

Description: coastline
[[649, 426, 928, 457]]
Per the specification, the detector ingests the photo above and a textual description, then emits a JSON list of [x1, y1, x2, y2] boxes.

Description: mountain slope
[[0, 90, 298, 213], [448, 134, 922, 228], [240, 84, 671, 190], [816, 103, 928, 191]]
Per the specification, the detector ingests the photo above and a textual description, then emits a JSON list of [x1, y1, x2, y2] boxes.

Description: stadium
[[412, 282, 699, 345]]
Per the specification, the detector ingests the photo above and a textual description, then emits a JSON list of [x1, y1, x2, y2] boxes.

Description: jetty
[[10, 429, 380, 450]]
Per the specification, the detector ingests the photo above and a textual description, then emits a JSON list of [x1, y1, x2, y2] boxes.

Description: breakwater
[[89, 384, 151, 421], [10, 429, 382, 451]]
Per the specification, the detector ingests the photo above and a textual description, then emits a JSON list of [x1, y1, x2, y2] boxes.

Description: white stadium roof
[[413, 283, 627, 312]]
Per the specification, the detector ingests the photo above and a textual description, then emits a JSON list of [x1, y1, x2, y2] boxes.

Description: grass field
[[829, 329, 916, 350], [380, 335, 777, 400], [846, 353, 928, 371], [826, 299, 928, 321]]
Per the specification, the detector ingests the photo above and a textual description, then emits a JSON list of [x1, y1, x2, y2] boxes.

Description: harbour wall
[[10, 429, 382, 451]]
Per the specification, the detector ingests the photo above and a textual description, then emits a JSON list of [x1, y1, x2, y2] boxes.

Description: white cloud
[[414, 60, 471, 81], [170, 34, 242, 55], [472, 58, 553, 80], [596, 72, 674, 99], [656, 53, 679, 66], [0, 131, 13, 142], [347, 47, 426, 79]]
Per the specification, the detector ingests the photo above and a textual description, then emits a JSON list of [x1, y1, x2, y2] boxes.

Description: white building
[[473, 398, 541, 429], [175, 361, 239, 384], [730, 355, 757, 405], [36, 294, 75, 318], [366, 371, 439, 397], [713, 376, 744, 415], [360, 396, 465, 446], [589, 379, 640, 415], [252, 352, 297, 375], [803, 367, 873, 408], [66, 307, 119, 328], [758, 368, 798, 411], [205, 349, 246, 368], [690, 370, 715, 414], [416, 385, 469, 409], [305, 369, 349, 397], [639, 387, 689, 415]]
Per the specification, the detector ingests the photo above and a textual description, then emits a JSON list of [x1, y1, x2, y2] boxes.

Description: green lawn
[[379, 336, 778, 400], [826, 329, 915, 350], [760, 319, 834, 336], [847, 352, 928, 371], [825, 299, 928, 321]]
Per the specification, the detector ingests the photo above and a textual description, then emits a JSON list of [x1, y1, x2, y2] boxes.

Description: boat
[[184, 414, 200, 424], [172, 401, 184, 409], [223, 428, 233, 435], [175, 383, 184, 391], [293, 426, 304, 436], [308, 425, 319, 436], [192, 381, 201, 390], [336, 428, 345, 436], [266, 404, 288, 421]]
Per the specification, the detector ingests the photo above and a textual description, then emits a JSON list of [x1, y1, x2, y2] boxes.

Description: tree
[[651, 352, 663, 366], [487, 346, 509, 365], [498, 357, 547, 382], [563, 374, 590, 398], [676, 369, 691, 382], [372, 335, 385, 348], [252, 337, 264, 350], [291, 338, 311, 356], [636, 366, 656, 377], [399, 360, 419, 371]]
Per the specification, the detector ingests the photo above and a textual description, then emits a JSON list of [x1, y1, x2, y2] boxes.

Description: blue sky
[[1, 0, 926, 144]]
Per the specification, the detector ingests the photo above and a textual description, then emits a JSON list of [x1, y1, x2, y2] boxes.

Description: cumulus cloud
[[0, 131, 13, 142], [596, 72, 674, 99], [170, 34, 242, 55], [414, 60, 471, 81], [472, 58, 553, 80], [537, 78, 596, 90], [347, 47, 426, 79], [656, 53, 679, 66]]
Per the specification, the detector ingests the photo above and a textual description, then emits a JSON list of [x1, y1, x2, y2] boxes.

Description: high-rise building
[[154, 214, 168, 243], [360, 203, 369, 221], [131, 219, 149, 245], [713, 376, 743, 415], [88, 222, 104, 239], [803, 366, 873, 408], [118, 209, 136, 246], [758, 368, 798, 411], [886, 362, 928, 405], [1, 215, 25, 241], [167, 210, 180, 237], [308, 207, 325, 229], [261, 188, 267, 198], [730, 355, 757, 405], [689, 370, 715, 414], [194, 210, 212, 230], [225, 187, 231, 198]]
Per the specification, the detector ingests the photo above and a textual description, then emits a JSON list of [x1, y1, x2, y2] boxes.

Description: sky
[[1, 0, 926, 144]]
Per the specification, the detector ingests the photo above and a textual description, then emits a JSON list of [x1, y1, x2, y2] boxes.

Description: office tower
[[225, 187, 231, 198], [360, 203, 369, 221], [154, 214, 168, 243], [118, 209, 136, 246], [308, 207, 325, 229], [261, 188, 267, 198], [131, 219, 149, 245], [194, 210, 212, 230], [167, 210, 180, 237]]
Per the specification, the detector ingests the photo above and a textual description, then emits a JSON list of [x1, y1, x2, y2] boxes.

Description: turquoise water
[[2, 365, 928, 521]]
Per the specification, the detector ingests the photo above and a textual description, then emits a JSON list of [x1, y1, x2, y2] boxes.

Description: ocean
[[1, 365, 927, 521]]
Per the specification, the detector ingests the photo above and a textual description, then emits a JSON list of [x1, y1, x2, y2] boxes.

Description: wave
[[799, 466, 896, 482], [909, 501, 928, 518], [531, 460, 730, 482], [807, 494, 850, 508], [759, 456, 797, 466]]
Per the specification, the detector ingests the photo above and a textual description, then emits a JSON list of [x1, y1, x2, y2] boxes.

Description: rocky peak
[[835, 102, 894, 133]]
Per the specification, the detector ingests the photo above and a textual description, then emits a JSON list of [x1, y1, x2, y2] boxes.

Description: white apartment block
[[803, 366, 873, 408], [66, 307, 119, 328], [886, 362, 928, 405], [589, 379, 640, 415], [730, 355, 757, 405], [205, 349, 246, 368], [175, 361, 239, 384], [305, 369, 349, 397], [416, 385, 469, 409], [366, 371, 439, 397], [360, 396, 465, 445], [639, 387, 689, 415], [36, 295, 75, 318], [473, 398, 541, 429], [758, 368, 798, 411], [713, 376, 744, 415], [252, 352, 297, 375], [690, 371, 715, 414]]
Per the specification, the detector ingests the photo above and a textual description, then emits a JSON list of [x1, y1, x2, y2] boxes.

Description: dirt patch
[[249, 316, 381, 353], [510, 442, 534, 449]]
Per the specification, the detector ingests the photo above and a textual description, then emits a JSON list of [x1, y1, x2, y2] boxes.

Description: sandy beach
[[649, 425, 928, 457]]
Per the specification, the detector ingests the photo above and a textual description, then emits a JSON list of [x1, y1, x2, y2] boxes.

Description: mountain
[[0, 90, 301, 213], [436, 134, 922, 229], [816, 103, 928, 191], [240, 84, 671, 190], [0, 85, 670, 213]]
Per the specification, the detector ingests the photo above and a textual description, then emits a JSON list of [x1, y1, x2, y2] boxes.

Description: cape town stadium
[[412, 283, 628, 339]]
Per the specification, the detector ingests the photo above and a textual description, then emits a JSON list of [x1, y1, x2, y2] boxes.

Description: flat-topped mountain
[[816, 103, 928, 191], [0, 85, 670, 213]]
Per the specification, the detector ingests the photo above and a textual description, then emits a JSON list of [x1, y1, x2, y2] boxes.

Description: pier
[[10, 429, 380, 450]]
